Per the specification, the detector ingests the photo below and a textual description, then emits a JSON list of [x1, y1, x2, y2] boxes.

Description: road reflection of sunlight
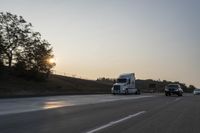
[[43, 101, 74, 109]]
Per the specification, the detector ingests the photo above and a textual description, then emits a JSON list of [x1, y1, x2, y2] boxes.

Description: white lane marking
[[174, 98, 181, 102], [86, 111, 146, 133], [99, 96, 154, 103]]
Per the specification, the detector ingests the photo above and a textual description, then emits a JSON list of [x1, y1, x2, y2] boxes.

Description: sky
[[0, 0, 200, 87]]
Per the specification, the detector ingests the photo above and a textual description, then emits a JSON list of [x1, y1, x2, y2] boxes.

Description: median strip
[[86, 111, 146, 133]]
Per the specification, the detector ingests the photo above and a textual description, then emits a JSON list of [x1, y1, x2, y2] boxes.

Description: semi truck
[[111, 73, 140, 95]]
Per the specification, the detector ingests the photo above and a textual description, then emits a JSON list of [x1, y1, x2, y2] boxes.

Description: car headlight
[[174, 89, 179, 91]]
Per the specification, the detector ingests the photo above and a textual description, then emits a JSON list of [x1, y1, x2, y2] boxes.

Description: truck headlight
[[122, 88, 126, 91]]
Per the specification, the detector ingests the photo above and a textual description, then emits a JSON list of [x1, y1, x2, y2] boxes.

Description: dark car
[[165, 84, 183, 96]]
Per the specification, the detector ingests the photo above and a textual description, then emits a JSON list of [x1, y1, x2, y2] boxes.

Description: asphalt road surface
[[0, 94, 200, 133]]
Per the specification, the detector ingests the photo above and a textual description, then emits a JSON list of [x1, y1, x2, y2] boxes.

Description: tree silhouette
[[0, 12, 55, 79], [189, 85, 196, 90], [0, 12, 32, 67]]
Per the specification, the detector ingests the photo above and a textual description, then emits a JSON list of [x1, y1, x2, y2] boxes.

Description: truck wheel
[[178, 93, 183, 96], [136, 90, 141, 95], [125, 90, 128, 95]]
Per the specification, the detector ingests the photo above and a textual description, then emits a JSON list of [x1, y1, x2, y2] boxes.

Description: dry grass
[[0, 74, 112, 98]]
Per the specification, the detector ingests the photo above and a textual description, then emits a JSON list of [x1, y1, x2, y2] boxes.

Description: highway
[[0, 94, 200, 133]]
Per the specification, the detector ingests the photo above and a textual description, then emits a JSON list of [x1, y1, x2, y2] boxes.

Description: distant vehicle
[[165, 84, 183, 96], [193, 88, 200, 95], [111, 73, 140, 95]]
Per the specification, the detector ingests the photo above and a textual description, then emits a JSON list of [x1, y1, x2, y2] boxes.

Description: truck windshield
[[117, 78, 127, 83]]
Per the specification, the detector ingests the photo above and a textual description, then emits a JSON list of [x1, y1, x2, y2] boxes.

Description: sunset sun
[[48, 58, 55, 64]]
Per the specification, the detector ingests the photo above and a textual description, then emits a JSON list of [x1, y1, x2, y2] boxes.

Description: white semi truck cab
[[111, 73, 140, 95]]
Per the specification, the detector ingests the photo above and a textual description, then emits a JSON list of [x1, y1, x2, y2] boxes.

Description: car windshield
[[117, 78, 127, 83], [168, 85, 179, 88]]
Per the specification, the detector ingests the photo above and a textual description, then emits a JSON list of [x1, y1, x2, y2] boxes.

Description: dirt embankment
[[0, 74, 112, 98]]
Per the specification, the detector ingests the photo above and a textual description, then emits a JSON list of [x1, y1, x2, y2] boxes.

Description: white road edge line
[[86, 111, 146, 133]]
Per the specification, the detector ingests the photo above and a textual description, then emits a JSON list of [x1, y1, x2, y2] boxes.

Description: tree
[[0, 24, 4, 66], [16, 34, 55, 74], [0, 12, 32, 68], [0, 12, 55, 79], [189, 85, 196, 90], [0, 36, 2, 65]]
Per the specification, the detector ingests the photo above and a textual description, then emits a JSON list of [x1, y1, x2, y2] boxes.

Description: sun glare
[[48, 58, 55, 64]]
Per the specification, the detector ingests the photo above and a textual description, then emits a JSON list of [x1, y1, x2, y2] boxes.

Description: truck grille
[[114, 85, 120, 91]]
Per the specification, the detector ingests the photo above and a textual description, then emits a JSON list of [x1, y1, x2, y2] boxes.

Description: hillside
[[0, 74, 112, 98], [0, 72, 195, 98]]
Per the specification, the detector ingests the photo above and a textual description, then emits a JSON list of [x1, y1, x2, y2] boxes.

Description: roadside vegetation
[[0, 73, 111, 98], [97, 77, 196, 93], [0, 12, 55, 81]]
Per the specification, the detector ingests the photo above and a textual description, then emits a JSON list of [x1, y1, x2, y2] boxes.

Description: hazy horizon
[[1, 0, 200, 87]]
